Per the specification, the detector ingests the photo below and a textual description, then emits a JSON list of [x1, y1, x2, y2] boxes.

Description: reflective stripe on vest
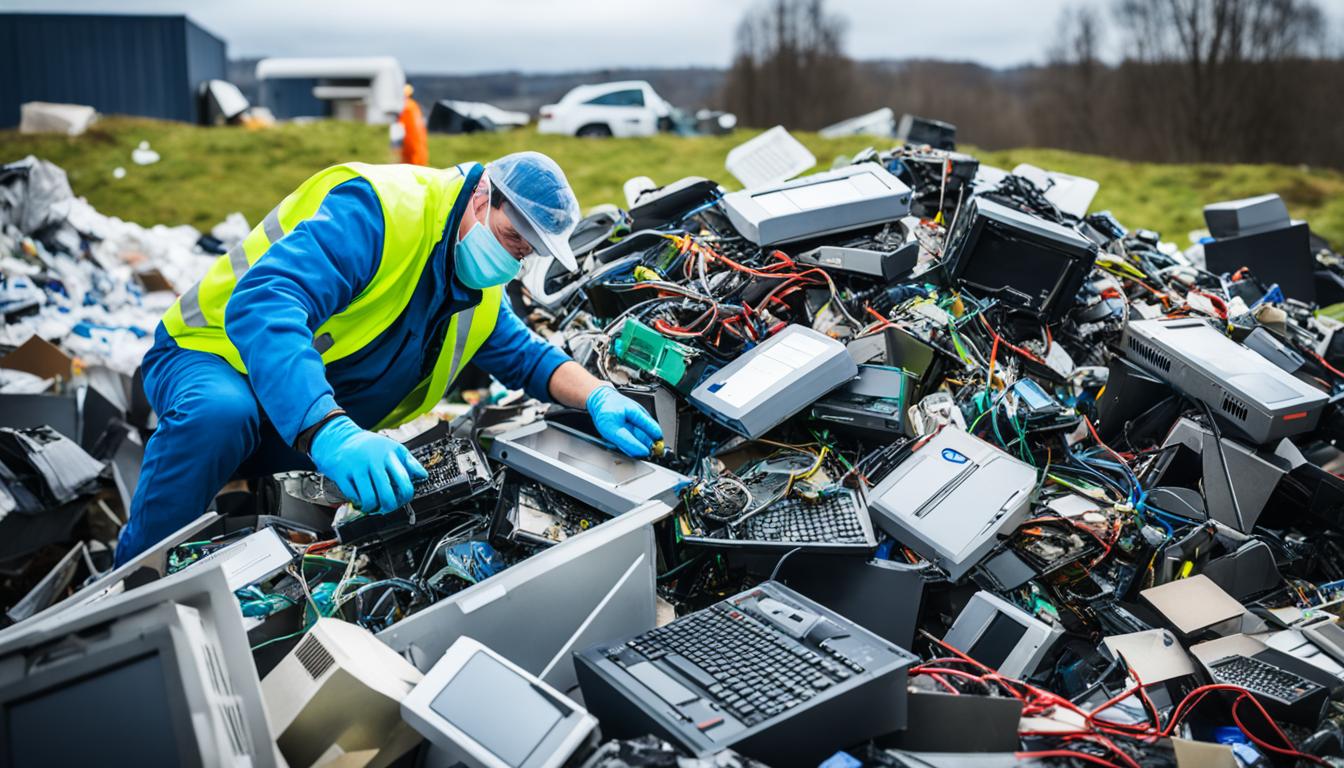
[[180, 204, 286, 328], [162, 162, 501, 428]]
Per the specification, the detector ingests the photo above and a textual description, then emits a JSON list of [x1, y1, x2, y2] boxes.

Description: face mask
[[455, 181, 520, 290]]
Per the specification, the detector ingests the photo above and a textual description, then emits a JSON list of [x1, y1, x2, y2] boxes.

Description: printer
[[868, 428, 1036, 581]]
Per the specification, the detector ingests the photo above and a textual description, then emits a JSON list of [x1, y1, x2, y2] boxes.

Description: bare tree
[[1113, 0, 1327, 161], [721, 0, 857, 130], [1039, 6, 1108, 152]]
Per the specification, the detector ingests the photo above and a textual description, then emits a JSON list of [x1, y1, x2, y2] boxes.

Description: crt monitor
[[0, 563, 277, 768], [945, 197, 1098, 322]]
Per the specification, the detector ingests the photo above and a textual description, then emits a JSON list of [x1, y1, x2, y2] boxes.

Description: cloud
[[8, 0, 1339, 71]]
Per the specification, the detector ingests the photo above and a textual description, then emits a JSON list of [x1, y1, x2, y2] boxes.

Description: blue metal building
[[0, 13, 227, 128]]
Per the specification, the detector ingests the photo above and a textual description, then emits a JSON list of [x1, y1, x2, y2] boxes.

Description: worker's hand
[[586, 385, 663, 458], [309, 416, 428, 513]]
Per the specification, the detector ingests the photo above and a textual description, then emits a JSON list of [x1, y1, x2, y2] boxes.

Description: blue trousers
[[114, 337, 314, 566]]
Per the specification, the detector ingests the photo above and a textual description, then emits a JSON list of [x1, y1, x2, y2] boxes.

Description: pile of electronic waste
[[8, 122, 1344, 768]]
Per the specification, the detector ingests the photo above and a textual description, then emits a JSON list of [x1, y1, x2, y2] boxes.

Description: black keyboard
[[575, 581, 916, 766], [1209, 654, 1323, 705], [741, 490, 873, 546], [633, 600, 863, 725]]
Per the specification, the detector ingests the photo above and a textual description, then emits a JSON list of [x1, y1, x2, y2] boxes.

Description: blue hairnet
[[488, 151, 581, 270]]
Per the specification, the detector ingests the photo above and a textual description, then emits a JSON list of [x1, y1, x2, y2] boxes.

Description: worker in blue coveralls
[[115, 152, 661, 565]]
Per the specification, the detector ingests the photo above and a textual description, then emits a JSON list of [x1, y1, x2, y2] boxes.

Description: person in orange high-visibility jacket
[[399, 84, 429, 166]]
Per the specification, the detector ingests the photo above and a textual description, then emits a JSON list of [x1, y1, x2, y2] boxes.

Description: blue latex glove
[[586, 385, 663, 457], [309, 416, 427, 513]]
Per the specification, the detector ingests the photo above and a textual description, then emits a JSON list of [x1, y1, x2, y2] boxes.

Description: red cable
[[1310, 348, 1344, 380], [1015, 749, 1124, 768], [978, 315, 1047, 364]]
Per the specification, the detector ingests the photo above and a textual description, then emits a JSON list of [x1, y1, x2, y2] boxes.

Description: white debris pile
[[0, 156, 239, 374]]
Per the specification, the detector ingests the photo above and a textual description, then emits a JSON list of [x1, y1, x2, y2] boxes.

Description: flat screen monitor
[[432, 653, 565, 765], [1204, 222, 1314, 303], [402, 637, 597, 768]]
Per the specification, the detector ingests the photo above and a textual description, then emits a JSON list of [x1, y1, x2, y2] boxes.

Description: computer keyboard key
[[666, 653, 717, 688]]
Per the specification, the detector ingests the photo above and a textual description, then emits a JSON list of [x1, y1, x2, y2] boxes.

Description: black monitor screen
[[431, 651, 566, 766], [1204, 223, 1314, 303], [958, 225, 1074, 312], [5, 652, 181, 767], [967, 612, 1027, 671]]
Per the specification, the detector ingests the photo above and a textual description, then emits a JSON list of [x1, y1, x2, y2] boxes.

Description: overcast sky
[[10, 0, 1341, 72]]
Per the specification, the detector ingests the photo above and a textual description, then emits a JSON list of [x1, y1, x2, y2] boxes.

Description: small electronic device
[[690, 325, 857, 439], [810, 391, 904, 442], [628, 176, 720, 231], [1013, 379, 1076, 431], [896, 113, 957, 150], [794, 226, 919, 282], [408, 435, 494, 507], [720, 164, 913, 246], [169, 526, 295, 591], [614, 318, 700, 392], [1204, 193, 1292, 239], [264, 618, 424, 768], [0, 564, 277, 767], [379, 501, 672, 692], [402, 637, 599, 768], [943, 591, 1062, 679], [868, 428, 1035, 581], [489, 421, 688, 515], [1122, 318, 1328, 444], [1206, 653, 1328, 725], [575, 581, 918, 766], [943, 197, 1098, 323], [328, 435, 494, 543], [889, 149, 978, 218], [810, 364, 909, 441]]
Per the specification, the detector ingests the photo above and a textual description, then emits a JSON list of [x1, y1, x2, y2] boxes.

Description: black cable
[[768, 545, 804, 582], [1195, 399, 1247, 533]]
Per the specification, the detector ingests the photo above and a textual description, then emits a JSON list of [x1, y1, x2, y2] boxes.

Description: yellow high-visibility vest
[[162, 162, 501, 429]]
